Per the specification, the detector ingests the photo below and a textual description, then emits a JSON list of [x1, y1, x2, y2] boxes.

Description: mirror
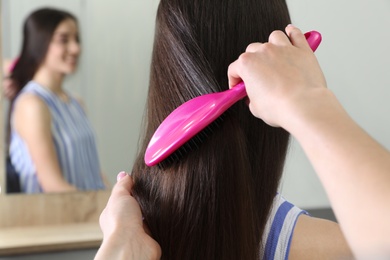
[[0, 0, 159, 255], [2, 1, 91, 193], [1, 0, 158, 194]]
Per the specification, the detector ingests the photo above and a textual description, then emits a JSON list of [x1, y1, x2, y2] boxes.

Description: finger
[[227, 59, 243, 88], [285, 25, 310, 49], [245, 42, 263, 53], [117, 171, 127, 182], [110, 172, 133, 199], [268, 30, 290, 46]]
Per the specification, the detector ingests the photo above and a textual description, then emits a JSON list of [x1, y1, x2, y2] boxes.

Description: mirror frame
[[0, 0, 4, 197], [0, 2, 110, 256]]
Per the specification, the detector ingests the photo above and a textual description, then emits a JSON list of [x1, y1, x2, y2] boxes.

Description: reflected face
[[42, 19, 81, 75]]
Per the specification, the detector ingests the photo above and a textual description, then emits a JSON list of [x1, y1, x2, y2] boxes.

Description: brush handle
[[216, 81, 247, 108], [305, 31, 322, 52]]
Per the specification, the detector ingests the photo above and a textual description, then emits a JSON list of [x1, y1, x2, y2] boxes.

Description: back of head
[[132, 0, 291, 259], [10, 7, 77, 93]]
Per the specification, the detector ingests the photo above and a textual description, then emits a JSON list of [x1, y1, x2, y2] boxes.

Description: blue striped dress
[[9, 81, 105, 193], [262, 194, 307, 259]]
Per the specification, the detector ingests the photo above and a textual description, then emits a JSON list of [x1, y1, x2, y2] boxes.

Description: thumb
[[110, 172, 133, 199]]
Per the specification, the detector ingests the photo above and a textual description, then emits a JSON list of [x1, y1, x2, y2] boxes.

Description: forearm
[[95, 232, 160, 260], [39, 176, 77, 193], [227, 24, 390, 257], [42, 183, 77, 193], [287, 89, 390, 257], [95, 235, 134, 260]]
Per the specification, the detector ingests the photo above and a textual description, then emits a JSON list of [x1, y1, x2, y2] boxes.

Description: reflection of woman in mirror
[[6, 8, 106, 193], [102, 0, 354, 259]]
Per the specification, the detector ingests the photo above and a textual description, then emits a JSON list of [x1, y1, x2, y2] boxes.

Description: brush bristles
[[157, 114, 226, 170]]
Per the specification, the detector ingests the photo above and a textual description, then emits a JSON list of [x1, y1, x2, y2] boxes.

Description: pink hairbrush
[[145, 31, 322, 167]]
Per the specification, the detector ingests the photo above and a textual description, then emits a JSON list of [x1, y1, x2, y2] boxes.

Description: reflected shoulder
[[13, 93, 51, 134]]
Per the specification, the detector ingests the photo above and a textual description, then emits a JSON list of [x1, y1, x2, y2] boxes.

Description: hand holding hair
[[2, 77, 18, 100], [2, 58, 19, 100], [228, 25, 390, 258], [95, 172, 161, 260]]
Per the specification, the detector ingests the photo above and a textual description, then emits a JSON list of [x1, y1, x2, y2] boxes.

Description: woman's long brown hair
[[132, 0, 291, 259]]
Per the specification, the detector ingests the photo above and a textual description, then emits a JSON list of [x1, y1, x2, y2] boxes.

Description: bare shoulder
[[289, 214, 354, 260], [14, 93, 50, 117], [13, 93, 51, 134]]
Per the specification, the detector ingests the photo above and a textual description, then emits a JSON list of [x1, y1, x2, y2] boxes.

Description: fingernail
[[287, 24, 294, 27], [117, 171, 127, 182]]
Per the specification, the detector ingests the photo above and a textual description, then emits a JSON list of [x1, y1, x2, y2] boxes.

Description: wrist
[[281, 88, 347, 137], [96, 229, 161, 260]]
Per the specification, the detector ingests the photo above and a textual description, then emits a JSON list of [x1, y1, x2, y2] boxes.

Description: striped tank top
[[9, 81, 105, 193], [262, 194, 307, 259]]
